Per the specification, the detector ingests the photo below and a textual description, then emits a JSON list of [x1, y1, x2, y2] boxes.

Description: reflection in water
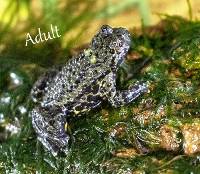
[[9, 72, 23, 86]]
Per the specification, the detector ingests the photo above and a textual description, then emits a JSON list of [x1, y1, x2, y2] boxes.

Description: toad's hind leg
[[31, 67, 61, 103], [31, 107, 69, 156]]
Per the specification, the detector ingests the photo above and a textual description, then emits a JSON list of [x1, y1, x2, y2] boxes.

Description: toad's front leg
[[31, 106, 69, 156], [102, 72, 148, 107]]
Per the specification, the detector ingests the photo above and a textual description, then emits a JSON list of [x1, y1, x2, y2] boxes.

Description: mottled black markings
[[75, 79, 81, 84], [92, 84, 99, 94], [84, 85, 91, 93], [49, 119, 56, 127], [62, 84, 65, 88], [87, 94, 97, 102], [74, 105, 83, 111]]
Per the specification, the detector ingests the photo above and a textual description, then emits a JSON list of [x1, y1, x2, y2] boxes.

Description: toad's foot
[[108, 81, 148, 107], [31, 107, 69, 156]]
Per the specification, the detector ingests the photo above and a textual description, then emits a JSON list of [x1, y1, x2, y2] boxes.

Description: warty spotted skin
[[30, 25, 148, 156]]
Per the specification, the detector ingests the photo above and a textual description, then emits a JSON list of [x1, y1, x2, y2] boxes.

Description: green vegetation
[[0, 1, 200, 173]]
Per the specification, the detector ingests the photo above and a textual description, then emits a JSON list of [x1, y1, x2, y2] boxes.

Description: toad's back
[[42, 52, 110, 107]]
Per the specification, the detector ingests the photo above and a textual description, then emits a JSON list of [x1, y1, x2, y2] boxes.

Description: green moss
[[0, 16, 200, 173]]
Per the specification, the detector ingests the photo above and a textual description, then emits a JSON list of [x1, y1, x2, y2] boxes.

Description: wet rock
[[113, 148, 137, 158], [159, 125, 180, 151], [181, 122, 200, 155]]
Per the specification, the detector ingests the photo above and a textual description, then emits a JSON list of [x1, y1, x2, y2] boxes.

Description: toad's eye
[[101, 25, 113, 35]]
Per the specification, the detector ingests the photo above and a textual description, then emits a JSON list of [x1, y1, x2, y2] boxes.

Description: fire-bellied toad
[[30, 25, 148, 156]]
